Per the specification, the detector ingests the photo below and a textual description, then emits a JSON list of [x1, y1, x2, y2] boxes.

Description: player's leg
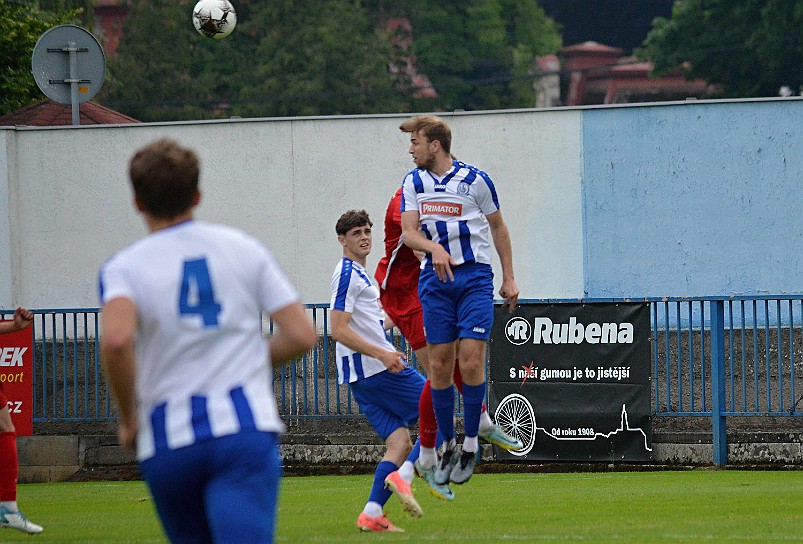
[[390, 309, 438, 464], [205, 430, 282, 543], [426, 341, 462, 485], [452, 351, 522, 450], [449, 264, 495, 484], [350, 372, 421, 531], [0, 393, 42, 534], [380, 368, 425, 517], [139, 441, 213, 543], [418, 268, 462, 484]]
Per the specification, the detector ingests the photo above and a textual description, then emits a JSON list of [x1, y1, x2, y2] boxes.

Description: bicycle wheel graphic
[[494, 393, 536, 456]]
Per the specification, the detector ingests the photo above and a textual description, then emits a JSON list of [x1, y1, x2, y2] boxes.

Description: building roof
[[559, 42, 714, 106], [0, 99, 139, 127]]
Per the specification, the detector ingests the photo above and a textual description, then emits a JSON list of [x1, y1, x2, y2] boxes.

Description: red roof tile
[[0, 99, 139, 127]]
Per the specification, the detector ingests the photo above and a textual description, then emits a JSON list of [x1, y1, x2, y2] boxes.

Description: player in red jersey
[[0, 308, 43, 534]]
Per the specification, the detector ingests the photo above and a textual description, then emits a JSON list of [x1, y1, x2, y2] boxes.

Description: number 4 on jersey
[[179, 258, 222, 326]]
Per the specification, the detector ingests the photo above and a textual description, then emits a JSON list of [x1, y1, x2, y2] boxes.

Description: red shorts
[[382, 302, 426, 351]]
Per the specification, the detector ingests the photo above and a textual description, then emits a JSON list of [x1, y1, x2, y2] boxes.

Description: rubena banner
[[0, 327, 34, 436], [489, 302, 652, 462]]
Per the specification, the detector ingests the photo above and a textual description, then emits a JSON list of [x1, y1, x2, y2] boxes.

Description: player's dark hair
[[399, 114, 452, 153], [129, 138, 199, 219], [336, 209, 372, 236]]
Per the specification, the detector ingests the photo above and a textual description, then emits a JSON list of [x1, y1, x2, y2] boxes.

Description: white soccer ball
[[192, 0, 237, 40]]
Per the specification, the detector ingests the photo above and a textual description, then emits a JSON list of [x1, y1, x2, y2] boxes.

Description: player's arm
[[99, 297, 139, 452], [0, 307, 33, 335], [267, 302, 316, 367], [401, 209, 455, 282], [486, 210, 519, 312], [330, 309, 406, 373]]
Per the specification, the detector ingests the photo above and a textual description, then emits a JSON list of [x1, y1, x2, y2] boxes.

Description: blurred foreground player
[[99, 138, 316, 543]]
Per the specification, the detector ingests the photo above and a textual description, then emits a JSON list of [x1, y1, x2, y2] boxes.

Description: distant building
[[558, 41, 714, 106], [533, 55, 561, 108], [93, 0, 128, 57], [386, 18, 437, 99]]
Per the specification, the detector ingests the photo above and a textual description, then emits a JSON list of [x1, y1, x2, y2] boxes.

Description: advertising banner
[[489, 302, 652, 462], [0, 327, 34, 436]]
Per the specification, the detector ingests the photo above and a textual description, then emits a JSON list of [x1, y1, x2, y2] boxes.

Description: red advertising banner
[[0, 326, 34, 436]]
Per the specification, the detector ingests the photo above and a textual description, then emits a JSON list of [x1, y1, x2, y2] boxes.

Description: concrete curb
[[16, 432, 803, 483]]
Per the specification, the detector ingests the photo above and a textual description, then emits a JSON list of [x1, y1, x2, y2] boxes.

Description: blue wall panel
[[581, 100, 803, 298]]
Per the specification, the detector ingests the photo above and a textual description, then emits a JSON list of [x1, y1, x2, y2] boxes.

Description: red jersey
[[375, 187, 423, 318]]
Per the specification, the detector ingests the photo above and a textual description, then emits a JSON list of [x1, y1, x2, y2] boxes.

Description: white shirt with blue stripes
[[98, 220, 300, 461], [330, 257, 394, 384], [400, 159, 501, 268]]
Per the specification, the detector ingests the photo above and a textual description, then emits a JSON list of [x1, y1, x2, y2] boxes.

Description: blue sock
[[431, 385, 456, 442], [407, 437, 420, 464], [462, 382, 486, 438], [368, 460, 397, 507]]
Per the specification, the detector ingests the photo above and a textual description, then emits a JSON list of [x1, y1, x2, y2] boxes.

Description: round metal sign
[[31, 24, 106, 105]]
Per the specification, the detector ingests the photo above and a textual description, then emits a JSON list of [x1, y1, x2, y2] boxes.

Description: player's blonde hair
[[399, 115, 452, 153]]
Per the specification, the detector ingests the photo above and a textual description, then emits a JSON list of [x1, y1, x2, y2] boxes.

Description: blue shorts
[[419, 262, 494, 344], [140, 430, 281, 544], [349, 367, 425, 440]]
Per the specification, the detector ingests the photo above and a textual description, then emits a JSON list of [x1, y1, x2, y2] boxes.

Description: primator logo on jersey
[[421, 202, 463, 216], [505, 317, 635, 345]]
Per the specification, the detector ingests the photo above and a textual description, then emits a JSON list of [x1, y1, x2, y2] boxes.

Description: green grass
[[3, 470, 803, 543]]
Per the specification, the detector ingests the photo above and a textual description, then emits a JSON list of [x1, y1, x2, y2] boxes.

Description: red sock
[[418, 380, 437, 448], [0, 431, 18, 502], [454, 360, 488, 413]]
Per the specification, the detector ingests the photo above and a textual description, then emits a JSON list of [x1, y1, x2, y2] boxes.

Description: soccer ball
[[192, 0, 237, 40]]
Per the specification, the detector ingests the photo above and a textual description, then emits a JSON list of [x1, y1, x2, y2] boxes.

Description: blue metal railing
[[4, 295, 802, 465]]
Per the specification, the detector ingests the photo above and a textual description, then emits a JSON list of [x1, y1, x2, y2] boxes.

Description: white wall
[[0, 109, 585, 308]]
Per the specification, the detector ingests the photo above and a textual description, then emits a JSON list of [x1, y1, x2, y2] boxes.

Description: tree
[[100, 0, 246, 121], [102, 0, 410, 121], [638, 0, 803, 98], [237, 0, 409, 117], [406, 0, 562, 111], [0, 0, 82, 115]]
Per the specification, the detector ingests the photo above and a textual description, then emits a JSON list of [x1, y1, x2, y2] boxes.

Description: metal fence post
[[710, 300, 727, 465]]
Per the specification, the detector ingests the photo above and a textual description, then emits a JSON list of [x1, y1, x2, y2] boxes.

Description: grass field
[[2, 470, 803, 543]]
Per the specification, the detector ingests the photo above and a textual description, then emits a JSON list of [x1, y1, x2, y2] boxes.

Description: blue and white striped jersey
[[400, 159, 500, 268], [98, 220, 300, 461], [330, 257, 395, 384]]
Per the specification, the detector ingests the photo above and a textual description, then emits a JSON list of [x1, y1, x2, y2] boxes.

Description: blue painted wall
[[581, 100, 803, 298]]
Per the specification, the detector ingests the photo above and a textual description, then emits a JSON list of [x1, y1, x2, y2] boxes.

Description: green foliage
[[100, 0, 245, 122], [237, 0, 408, 117], [407, 0, 562, 111], [0, 0, 82, 115], [103, 0, 410, 121], [101, 0, 562, 119], [638, 0, 803, 98]]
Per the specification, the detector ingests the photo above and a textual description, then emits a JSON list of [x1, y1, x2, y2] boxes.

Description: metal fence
[[4, 295, 803, 465]]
